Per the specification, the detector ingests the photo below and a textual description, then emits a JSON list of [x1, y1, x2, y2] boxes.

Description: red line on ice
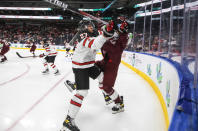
[[0, 64, 30, 86], [5, 70, 72, 131]]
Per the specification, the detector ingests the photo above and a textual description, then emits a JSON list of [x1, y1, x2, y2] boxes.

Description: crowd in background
[[126, 20, 196, 55], [0, 23, 76, 45], [0, 19, 196, 55]]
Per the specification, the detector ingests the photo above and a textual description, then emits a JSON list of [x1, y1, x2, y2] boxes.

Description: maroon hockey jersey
[[0, 42, 10, 56], [96, 32, 128, 90], [102, 33, 128, 66]]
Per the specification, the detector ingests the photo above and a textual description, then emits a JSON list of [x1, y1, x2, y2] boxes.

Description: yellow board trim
[[11, 47, 71, 52], [10, 47, 101, 54], [121, 60, 169, 131], [11, 47, 45, 50]]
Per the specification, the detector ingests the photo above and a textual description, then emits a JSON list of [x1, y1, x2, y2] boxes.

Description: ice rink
[[0, 48, 166, 131]]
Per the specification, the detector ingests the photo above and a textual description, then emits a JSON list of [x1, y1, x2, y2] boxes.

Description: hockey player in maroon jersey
[[95, 21, 129, 112], [25, 39, 37, 57], [0, 39, 10, 63], [39, 40, 60, 75], [60, 21, 116, 131], [65, 21, 130, 114], [29, 39, 37, 57]]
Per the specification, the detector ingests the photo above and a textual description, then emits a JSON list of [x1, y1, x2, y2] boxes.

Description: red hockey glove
[[39, 53, 44, 58], [102, 20, 115, 37], [106, 20, 114, 32], [119, 21, 129, 33]]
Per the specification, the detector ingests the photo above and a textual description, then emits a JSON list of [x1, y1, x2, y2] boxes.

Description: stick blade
[[16, 52, 23, 58]]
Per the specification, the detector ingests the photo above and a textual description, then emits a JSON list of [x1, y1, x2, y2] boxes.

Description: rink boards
[[122, 51, 181, 129]]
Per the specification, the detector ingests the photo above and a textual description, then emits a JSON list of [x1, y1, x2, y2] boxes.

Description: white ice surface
[[0, 49, 166, 131]]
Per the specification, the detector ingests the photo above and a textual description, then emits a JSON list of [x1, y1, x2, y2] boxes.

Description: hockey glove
[[39, 53, 45, 58], [102, 20, 116, 37], [119, 21, 129, 33]]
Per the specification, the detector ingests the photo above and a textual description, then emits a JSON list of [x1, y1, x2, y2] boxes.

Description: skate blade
[[112, 108, 124, 114], [0, 60, 8, 64], [60, 126, 71, 131], [42, 72, 49, 75], [54, 73, 61, 76]]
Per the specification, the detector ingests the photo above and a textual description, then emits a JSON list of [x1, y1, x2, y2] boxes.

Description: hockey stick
[[68, 21, 88, 46], [16, 52, 38, 58], [102, 0, 117, 13], [69, 31, 80, 46], [43, 0, 108, 24]]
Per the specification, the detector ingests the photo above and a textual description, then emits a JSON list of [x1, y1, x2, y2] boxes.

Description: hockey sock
[[96, 72, 103, 84], [68, 90, 88, 119], [50, 63, 58, 71], [108, 90, 121, 104], [99, 86, 107, 95], [43, 63, 48, 70]]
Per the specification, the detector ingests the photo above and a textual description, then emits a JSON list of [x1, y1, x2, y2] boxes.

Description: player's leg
[[61, 68, 89, 131], [64, 64, 103, 91], [30, 45, 36, 57], [0, 46, 9, 63], [48, 56, 60, 75], [100, 66, 124, 113], [0, 54, 7, 63], [88, 64, 113, 105], [90, 62, 110, 104], [65, 48, 70, 57], [64, 64, 102, 93], [41, 56, 49, 74], [0, 55, 5, 63]]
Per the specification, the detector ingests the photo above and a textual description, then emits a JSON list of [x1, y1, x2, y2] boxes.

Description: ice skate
[[102, 93, 113, 105], [0, 60, 7, 63], [112, 96, 124, 114], [64, 80, 76, 92], [32, 53, 36, 58], [0, 57, 7, 63], [60, 115, 80, 131], [54, 69, 60, 75], [60, 126, 70, 131], [42, 68, 49, 74], [0, 59, 7, 63]]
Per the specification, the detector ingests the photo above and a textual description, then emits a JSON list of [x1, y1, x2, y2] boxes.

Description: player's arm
[[119, 21, 130, 50], [81, 35, 107, 50], [82, 21, 116, 50]]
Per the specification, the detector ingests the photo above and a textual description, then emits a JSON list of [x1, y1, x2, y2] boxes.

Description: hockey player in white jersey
[[39, 40, 60, 75], [65, 41, 73, 57], [60, 21, 116, 131]]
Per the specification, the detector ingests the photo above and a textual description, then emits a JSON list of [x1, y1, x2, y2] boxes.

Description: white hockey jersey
[[44, 45, 57, 56], [72, 34, 109, 69]]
